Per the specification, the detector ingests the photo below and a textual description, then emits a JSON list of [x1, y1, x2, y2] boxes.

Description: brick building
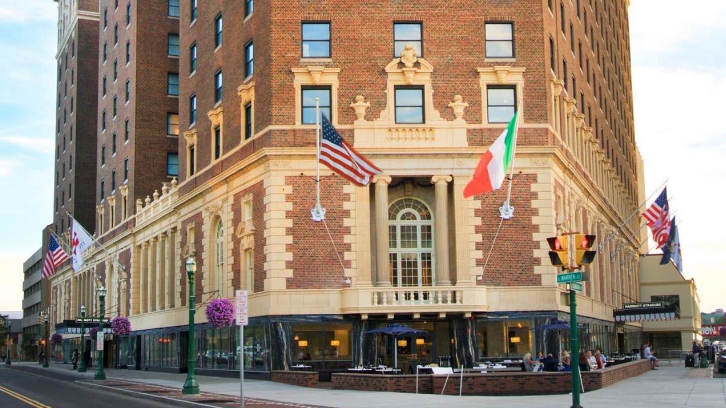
[[48, 0, 651, 375]]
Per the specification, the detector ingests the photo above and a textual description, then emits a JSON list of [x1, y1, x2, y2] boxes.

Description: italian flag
[[463, 111, 519, 198]]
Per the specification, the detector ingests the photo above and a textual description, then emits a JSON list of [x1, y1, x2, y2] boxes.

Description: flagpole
[[499, 111, 519, 219], [311, 98, 326, 222], [598, 179, 669, 252], [66, 212, 127, 275]]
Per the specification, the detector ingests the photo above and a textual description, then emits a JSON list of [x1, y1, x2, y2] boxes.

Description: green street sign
[[557, 271, 583, 283], [570, 282, 583, 292]]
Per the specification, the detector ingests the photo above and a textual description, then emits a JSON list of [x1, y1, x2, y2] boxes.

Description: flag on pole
[[463, 111, 519, 198], [41, 234, 69, 279], [660, 217, 682, 272], [71, 218, 94, 271], [642, 187, 670, 248], [320, 115, 381, 186]]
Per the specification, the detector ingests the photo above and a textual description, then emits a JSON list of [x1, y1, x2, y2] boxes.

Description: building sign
[[613, 301, 679, 323], [622, 301, 664, 310], [701, 325, 726, 337]]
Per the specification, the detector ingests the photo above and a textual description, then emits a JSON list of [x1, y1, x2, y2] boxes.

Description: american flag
[[642, 187, 670, 248], [42, 234, 69, 279], [320, 115, 381, 186]]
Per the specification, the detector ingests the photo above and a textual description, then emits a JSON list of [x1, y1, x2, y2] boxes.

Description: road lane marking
[[0, 385, 52, 408]]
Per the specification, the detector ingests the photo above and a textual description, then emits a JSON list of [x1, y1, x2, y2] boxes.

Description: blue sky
[[1, 1, 724, 314]]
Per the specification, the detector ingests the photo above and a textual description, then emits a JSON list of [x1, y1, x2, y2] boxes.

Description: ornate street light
[[182, 255, 199, 394], [94, 286, 107, 380], [41, 310, 49, 368], [79, 305, 87, 372]]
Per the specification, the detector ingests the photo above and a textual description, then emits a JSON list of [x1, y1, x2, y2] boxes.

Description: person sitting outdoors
[[644, 342, 658, 369], [578, 351, 591, 372], [561, 351, 572, 371], [593, 349, 604, 370], [522, 352, 535, 372], [586, 349, 597, 370], [542, 353, 558, 372], [536, 351, 544, 361]]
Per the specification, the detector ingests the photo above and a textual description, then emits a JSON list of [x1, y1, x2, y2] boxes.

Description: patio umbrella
[[537, 321, 586, 367], [365, 323, 428, 369]]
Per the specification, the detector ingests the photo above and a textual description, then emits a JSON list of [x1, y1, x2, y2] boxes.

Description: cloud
[[0, 2, 56, 24], [0, 135, 54, 154], [0, 159, 21, 178]]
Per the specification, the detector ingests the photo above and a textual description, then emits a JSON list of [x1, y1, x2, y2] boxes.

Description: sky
[[0, 1, 724, 313]]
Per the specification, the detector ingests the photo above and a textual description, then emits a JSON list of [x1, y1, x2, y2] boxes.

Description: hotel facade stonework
[[46, 0, 664, 375]]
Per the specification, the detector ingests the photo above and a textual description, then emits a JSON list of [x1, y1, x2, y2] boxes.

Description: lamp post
[[42, 310, 49, 368], [94, 286, 107, 380], [79, 305, 87, 372], [182, 255, 199, 395], [5, 319, 11, 365]]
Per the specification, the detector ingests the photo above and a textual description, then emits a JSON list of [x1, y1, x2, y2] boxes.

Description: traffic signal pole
[[569, 281, 581, 408]]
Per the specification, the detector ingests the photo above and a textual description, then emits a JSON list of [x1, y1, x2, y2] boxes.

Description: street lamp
[[79, 305, 87, 372], [5, 319, 11, 365], [94, 286, 107, 380], [42, 310, 49, 368], [182, 255, 199, 395]]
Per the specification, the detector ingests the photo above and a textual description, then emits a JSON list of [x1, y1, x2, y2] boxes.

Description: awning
[[613, 301, 680, 322]]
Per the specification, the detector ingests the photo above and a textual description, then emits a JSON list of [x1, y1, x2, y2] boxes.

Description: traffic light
[[547, 236, 569, 267], [38, 315, 43, 324], [574, 234, 597, 265]]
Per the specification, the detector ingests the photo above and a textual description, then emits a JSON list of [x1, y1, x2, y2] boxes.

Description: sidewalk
[[6, 360, 726, 408]]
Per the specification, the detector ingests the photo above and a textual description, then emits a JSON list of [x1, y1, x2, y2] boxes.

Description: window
[[213, 126, 221, 159], [100, 180, 105, 201], [113, 96, 117, 117], [214, 70, 223, 102], [570, 23, 575, 52], [394, 22, 422, 57], [102, 76, 107, 96], [124, 158, 129, 181], [69, 154, 73, 170], [125, 79, 130, 102], [301, 87, 330, 124], [560, 3, 565, 33], [126, 41, 131, 64], [168, 73, 179, 96], [114, 23, 118, 45], [126, 3, 131, 26], [103, 42, 107, 62], [388, 198, 434, 288], [485, 23, 514, 58], [189, 144, 196, 175], [167, 153, 179, 176], [125, 118, 130, 141], [190, 0, 197, 22], [168, 0, 179, 17], [394, 87, 424, 124], [189, 42, 197, 74], [167, 113, 179, 135], [168, 34, 179, 56], [112, 170, 116, 191], [245, 0, 253, 17], [189, 94, 197, 125], [102, 110, 106, 131], [69, 183, 72, 199], [486, 86, 516, 123], [113, 59, 118, 81], [244, 103, 253, 140], [245, 41, 254, 77], [301, 22, 330, 58], [112, 132, 117, 154], [563, 59, 568, 91], [578, 41, 583, 68], [101, 145, 106, 166], [103, 8, 108, 28], [214, 14, 223, 48]]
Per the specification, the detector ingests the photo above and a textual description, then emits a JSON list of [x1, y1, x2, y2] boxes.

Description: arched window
[[215, 220, 224, 291], [388, 198, 434, 287]]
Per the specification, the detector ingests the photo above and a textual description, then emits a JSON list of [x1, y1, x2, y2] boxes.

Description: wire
[[321, 218, 347, 280], [481, 216, 507, 278]]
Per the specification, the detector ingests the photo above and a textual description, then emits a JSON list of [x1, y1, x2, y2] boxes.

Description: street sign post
[[557, 272, 582, 283], [570, 282, 583, 292], [236, 290, 248, 408]]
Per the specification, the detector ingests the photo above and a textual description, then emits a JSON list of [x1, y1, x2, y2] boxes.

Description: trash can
[[685, 353, 694, 368]]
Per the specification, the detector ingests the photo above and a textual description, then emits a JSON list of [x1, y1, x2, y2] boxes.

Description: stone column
[[168, 229, 176, 308], [159, 234, 166, 310], [140, 242, 148, 313], [149, 238, 157, 312], [432, 175, 452, 286], [374, 176, 392, 286]]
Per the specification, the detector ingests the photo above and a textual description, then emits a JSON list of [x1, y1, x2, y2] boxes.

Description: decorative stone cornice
[[207, 106, 224, 128], [385, 46, 434, 85], [291, 66, 341, 85], [237, 82, 255, 105], [183, 129, 197, 145], [551, 78, 565, 97]]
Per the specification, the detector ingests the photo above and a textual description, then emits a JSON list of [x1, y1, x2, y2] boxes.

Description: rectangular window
[[114, 23, 118, 45], [69, 154, 73, 170], [69, 183, 72, 199], [103, 8, 108, 28], [563, 59, 568, 91], [100, 180, 105, 201], [485, 23, 514, 58], [214, 70, 223, 102], [125, 118, 130, 141], [168, 34, 179, 56], [167, 113, 179, 135], [191, 0, 197, 22], [578, 41, 583, 68], [124, 158, 129, 181], [189, 94, 197, 125], [113, 59, 118, 81], [245, 41, 254, 77], [112, 170, 116, 191], [168, 0, 179, 17], [301, 22, 330, 58], [301, 87, 330, 124], [102, 76, 107, 96], [125, 79, 130, 102], [213, 126, 221, 159], [113, 96, 117, 117], [244, 103, 252, 140], [102, 110, 106, 131], [189, 144, 196, 176], [168, 73, 179, 96], [245, 0, 253, 17], [189, 42, 197, 74], [167, 153, 179, 176], [103, 42, 107, 62], [126, 3, 131, 26], [101, 145, 106, 166], [126, 40, 131, 64], [487, 86, 516, 123], [214, 14, 223, 48], [112, 132, 117, 154], [394, 22, 422, 57], [394, 87, 424, 124], [570, 23, 575, 52]]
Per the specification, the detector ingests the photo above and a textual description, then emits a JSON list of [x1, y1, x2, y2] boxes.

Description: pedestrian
[[72, 348, 79, 370], [644, 342, 658, 369], [692, 341, 701, 367]]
